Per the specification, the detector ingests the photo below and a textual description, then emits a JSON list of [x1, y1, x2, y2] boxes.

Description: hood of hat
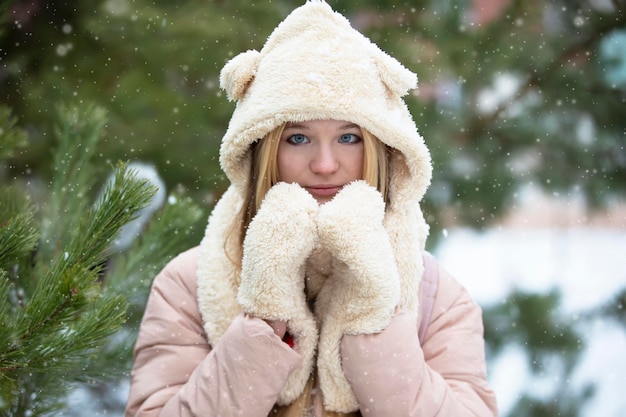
[[218, 0, 432, 203]]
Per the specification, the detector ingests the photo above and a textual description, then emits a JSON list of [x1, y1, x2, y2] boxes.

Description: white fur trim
[[196, 186, 242, 346]]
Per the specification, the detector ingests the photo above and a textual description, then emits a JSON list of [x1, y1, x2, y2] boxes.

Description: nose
[[310, 143, 339, 175]]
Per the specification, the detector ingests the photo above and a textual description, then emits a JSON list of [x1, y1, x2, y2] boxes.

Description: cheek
[[348, 149, 365, 178], [276, 149, 299, 182]]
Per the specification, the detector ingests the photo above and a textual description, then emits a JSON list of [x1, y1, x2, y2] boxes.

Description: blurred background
[[1, 0, 625, 416]]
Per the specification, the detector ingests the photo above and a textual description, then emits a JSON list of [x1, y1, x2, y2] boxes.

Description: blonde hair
[[237, 123, 391, 247]]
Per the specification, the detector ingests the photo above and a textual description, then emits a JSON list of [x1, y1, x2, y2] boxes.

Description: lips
[[305, 185, 342, 198]]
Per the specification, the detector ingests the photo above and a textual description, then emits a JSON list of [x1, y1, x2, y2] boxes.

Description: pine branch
[[0, 270, 12, 356], [0, 103, 158, 413], [39, 103, 108, 261], [105, 192, 203, 303], [11, 163, 156, 354], [0, 172, 154, 413], [0, 100, 203, 415], [0, 188, 39, 268], [87, 192, 204, 374], [0, 107, 28, 160]]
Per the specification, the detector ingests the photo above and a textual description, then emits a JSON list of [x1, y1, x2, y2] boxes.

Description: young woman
[[125, 2, 498, 416]]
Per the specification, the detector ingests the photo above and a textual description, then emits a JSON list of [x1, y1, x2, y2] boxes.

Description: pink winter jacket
[[125, 246, 498, 417]]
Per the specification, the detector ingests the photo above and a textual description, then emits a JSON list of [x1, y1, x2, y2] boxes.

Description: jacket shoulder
[[153, 246, 201, 295]]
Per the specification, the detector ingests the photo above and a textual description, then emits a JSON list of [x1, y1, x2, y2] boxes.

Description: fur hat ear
[[219, 49, 261, 101], [375, 51, 418, 97]]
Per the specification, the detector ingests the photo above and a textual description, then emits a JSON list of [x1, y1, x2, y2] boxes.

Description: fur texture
[[315, 181, 401, 411], [197, 0, 432, 412], [238, 183, 320, 399]]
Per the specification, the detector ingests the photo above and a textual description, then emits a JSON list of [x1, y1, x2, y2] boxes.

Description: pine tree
[[0, 103, 204, 416]]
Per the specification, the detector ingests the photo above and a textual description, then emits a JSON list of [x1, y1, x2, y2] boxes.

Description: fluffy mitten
[[237, 182, 320, 404], [315, 180, 401, 412], [316, 180, 400, 333]]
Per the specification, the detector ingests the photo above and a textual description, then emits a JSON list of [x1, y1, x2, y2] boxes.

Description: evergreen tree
[[0, 103, 204, 416]]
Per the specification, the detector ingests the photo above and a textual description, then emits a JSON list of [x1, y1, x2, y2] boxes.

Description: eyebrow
[[284, 122, 360, 130]]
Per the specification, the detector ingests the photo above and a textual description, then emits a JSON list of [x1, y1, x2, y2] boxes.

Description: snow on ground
[[435, 227, 626, 417]]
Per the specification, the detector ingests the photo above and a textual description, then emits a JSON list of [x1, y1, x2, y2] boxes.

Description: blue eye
[[339, 133, 360, 144], [287, 134, 309, 145]]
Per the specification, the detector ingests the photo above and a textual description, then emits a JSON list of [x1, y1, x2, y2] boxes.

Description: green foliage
[[104, 192, 203, 320], [0, 103, 205, 416], [0, 108, 27, 160], [482, 288, 604, 416], [484, 290, 582, 368], [506, 383, 595, 417], [597, 288, 626, 327], [0, 187, 38, 267]]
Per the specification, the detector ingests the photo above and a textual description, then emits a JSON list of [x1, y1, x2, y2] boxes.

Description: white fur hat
[[218, 0, 432, 203]]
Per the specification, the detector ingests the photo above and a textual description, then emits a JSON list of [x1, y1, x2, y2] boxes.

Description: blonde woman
[[125, 2, 498, 416]]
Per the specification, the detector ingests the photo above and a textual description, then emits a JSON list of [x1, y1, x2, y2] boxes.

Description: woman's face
[[277, 119, 364, 204]]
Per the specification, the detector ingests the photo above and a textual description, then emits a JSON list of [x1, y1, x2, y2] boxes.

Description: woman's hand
[[237, 182, 321, 404], [314, 180, 401, 412], [238, 182, 319, 323], [316, 180, 400, 334], [265, 320, 287, 339]]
